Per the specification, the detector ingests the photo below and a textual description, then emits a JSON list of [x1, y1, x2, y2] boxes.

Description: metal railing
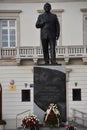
[[16, 109, 31, 129], [72, 109, 87, 126]]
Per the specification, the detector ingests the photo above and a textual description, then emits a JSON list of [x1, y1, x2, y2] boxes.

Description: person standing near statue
[[36, 3, 60, 65]]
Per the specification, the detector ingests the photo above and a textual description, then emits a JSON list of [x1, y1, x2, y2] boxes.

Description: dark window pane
[[72, 89, 81, 101], [10, 29, 15, 35], [10, 42, 15, 47], [2, 29, 8, 34], [10, 35, 15, 41], [9, 20, 15, 27], [2, 35, 8, 41], [22, 90, 30, 102], [1, 20, 8, 27], [2, 42, 8, 47]]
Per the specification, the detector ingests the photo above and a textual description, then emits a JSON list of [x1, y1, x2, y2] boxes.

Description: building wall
[[0, 65, 87, 129], [0, 66, 33, 129], [67, 65, 87, 120], [0, 2, 87, 46]]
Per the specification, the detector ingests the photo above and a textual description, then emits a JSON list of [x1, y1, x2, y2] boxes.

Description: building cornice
[[0, 10, 22, 13], [37, 9, 64, 13], [80, 8, 87, 12], [0, 0, 87, 3]]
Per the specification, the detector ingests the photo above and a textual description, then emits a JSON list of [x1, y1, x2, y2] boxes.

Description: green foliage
[[0, 120, 6, 125]]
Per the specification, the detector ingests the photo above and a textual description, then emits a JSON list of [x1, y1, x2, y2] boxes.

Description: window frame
[[81, 8, 87, 45], [0, 10, 22, 48]]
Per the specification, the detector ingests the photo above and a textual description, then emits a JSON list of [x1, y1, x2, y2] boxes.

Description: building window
[[0, 10, 22, 48], [84, 17, 87, 45], [0, 19, 16, 47], [22, 89, 30, 102], [81, 8, 87, 45], [37, 9, 64, 46], [72, 89, 81, 101]]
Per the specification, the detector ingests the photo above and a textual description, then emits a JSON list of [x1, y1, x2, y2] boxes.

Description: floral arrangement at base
[[65, 122, 77, 130], [43, 103, 60, 127], [22, 113, 40, 130], [65, 125, 77, 130]]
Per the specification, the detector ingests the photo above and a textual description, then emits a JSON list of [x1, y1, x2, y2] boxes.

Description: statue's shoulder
[[52, 13, 57, 17], [38, 13, 45, 18], [50, 12, 57, 18], [39, 12, 44, 16]]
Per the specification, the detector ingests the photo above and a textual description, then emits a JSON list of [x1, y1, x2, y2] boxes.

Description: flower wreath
[[44, 103, 60, 127]]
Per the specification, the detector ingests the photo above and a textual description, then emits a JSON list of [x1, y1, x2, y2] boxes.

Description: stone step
[[17, 127, 66, 130], [16, 123, 87, 130], [69, 121, 87, 128]]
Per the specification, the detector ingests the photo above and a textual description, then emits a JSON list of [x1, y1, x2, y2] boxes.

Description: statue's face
[[44, 3, 51, 12]]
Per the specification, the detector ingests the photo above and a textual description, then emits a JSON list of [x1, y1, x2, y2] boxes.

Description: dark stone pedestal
[[34, 65, 66, 122]]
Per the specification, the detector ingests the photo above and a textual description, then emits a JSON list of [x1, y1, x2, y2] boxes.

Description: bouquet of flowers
[[65, 125, 77, 130], [65, 122, 77, 130], [44, 103, 60, 127], [22, 113, 40, 130]]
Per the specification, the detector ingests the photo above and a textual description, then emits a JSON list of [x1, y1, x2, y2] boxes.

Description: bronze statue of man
[[36, 3, 60, 65]]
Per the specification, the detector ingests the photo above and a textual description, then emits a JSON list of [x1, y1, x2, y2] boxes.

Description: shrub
[[0, 120, 6, 125]]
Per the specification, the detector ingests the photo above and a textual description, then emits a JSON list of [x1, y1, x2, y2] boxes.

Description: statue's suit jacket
[[36, 12, 60, 40]]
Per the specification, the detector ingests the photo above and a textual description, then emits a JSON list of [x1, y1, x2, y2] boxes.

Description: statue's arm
[[36, 15, 45, 28], [56, 16, 60, 40]]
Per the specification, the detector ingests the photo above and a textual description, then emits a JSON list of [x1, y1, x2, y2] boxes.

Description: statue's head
[[44, 3, 51, 12]]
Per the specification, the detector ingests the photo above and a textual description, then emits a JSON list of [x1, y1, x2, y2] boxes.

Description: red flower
[[22, 114, 40, 128]]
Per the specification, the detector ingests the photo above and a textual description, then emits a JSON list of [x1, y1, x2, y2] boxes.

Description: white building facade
[[0, 0, 87, 129]]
